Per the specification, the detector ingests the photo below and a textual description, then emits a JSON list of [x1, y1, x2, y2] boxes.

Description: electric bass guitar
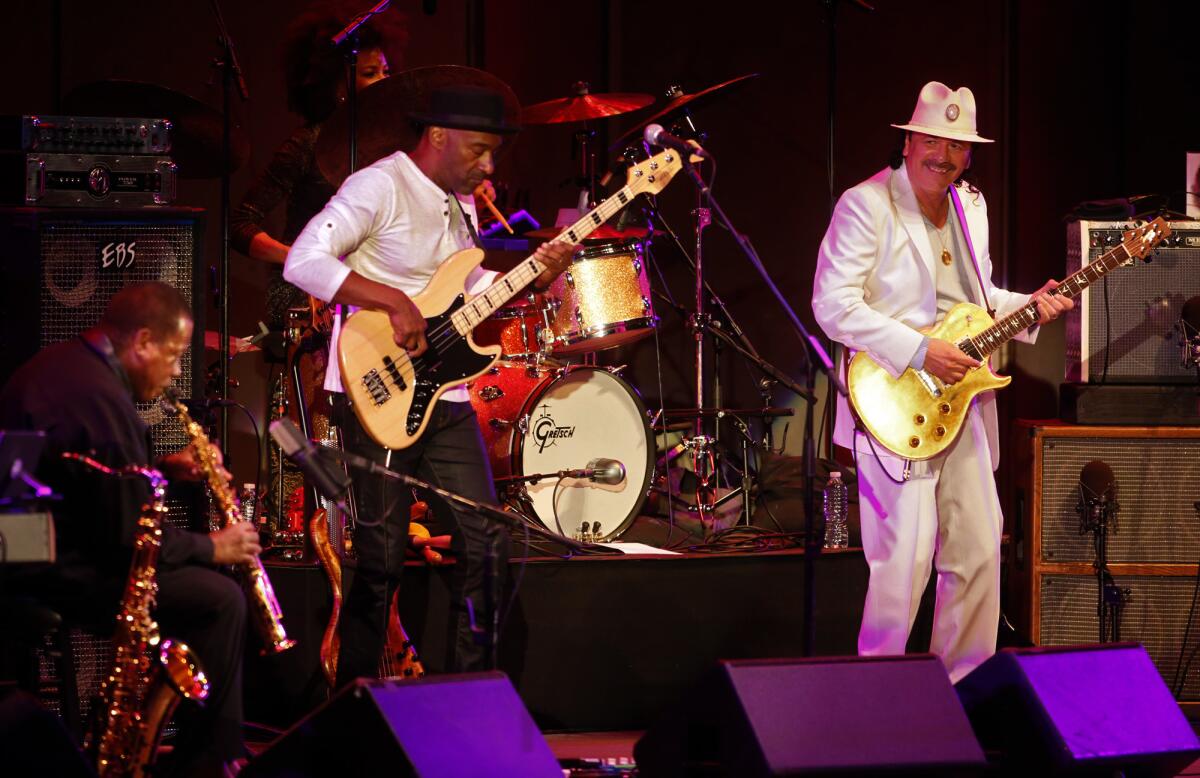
[[338, 148, 684, 449], [847, 217, 1171, 460]]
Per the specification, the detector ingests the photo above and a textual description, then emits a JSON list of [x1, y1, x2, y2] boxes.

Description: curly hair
[[283, 4, 406, 124]]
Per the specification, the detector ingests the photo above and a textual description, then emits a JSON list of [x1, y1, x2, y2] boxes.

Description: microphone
[[644, 124, 711, 160], [1077, 459, 1119, 533], [1180, 295, 1200, 368], [268, 419, 352, 504], [562, 458, 626, 486]]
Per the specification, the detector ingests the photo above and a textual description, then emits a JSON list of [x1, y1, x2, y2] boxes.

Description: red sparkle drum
[[468, 360, 552, 480], [546, 238, 657, 355], [470, 297, 553, 361]]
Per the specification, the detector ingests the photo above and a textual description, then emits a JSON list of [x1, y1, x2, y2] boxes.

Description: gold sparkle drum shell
[[546, 238, 657, 354]]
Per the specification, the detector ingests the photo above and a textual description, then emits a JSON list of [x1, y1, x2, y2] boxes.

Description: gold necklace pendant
[[941, 249, 953, 266]]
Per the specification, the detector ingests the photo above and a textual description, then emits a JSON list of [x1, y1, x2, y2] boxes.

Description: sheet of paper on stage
[[600, 542, 682, 555]]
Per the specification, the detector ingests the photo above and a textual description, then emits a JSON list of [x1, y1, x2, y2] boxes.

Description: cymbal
[[62, 80, 250, 179], [521, 91, 653, 125], [611, 73, 760, 149], [315, 65, 521, 188]]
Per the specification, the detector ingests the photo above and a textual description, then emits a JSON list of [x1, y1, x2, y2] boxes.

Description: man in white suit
[[812, 81, 1071, 682]]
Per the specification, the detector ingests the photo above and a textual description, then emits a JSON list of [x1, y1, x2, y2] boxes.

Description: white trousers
[[854, 406, 1003, 683]]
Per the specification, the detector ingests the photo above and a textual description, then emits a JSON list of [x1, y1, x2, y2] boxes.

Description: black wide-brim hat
[[315, 65, 522, 186], [409, 84, 521, 135]]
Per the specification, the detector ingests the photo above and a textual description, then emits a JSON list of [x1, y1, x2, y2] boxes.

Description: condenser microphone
[[1180, 295, 1200, 368], [268, 419, 352, 504], [1079, 459, 1115, 503], [562, 458, 627, 486], [644, 124, 711, 160]]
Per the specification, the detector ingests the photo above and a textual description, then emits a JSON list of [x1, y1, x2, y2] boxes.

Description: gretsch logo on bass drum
[[531, 404, 574, 453]]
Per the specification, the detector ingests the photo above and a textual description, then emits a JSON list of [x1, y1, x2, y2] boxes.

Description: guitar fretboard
[[450, 182, 640, 334], [964, 223, 1164, 360]]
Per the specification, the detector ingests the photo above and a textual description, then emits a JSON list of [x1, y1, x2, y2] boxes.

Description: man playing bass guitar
[[285, 81, 575, 684]]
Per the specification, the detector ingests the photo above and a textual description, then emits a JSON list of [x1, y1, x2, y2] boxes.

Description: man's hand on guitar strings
[[1032, 278, 1074, 325], [388, 291, 429, 357], [924, 338, 981, 384], [531, 240, 579, 290]]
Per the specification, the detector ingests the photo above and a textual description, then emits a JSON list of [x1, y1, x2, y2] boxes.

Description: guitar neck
[[450, 183, 638, 333], [967, 239, 1135, 359]]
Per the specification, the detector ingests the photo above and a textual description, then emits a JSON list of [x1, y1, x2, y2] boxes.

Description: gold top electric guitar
[[848, 217, 1171, 460], [338, 148, 683, 450]]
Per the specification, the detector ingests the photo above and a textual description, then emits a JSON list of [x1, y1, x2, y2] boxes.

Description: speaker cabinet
[[634, 655, 986, 776], [957, 643, 1200, 776], [0, 207, 206, 533], [1008, 421, 1200, 701], [242, 673, 561, 777], [1065, 219, 1200, 383], [0, 207, 205, 462]]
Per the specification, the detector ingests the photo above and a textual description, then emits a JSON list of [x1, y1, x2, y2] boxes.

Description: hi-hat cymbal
[[315, 65, 520, 188], [62, 80, 250, 179], [611, 73, 759, 149], [521, 91, 653, 125]]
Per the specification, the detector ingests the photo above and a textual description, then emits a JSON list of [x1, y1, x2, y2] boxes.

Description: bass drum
[[513, 367, 653, 541]]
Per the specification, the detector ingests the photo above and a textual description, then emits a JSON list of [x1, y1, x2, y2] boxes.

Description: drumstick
[[478, 189, 513, 234]]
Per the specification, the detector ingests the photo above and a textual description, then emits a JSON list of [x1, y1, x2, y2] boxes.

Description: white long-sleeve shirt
[[284, 150, 495, 400]]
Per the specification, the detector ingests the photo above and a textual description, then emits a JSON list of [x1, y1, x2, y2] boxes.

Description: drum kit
[[456, 72, 794, 544]]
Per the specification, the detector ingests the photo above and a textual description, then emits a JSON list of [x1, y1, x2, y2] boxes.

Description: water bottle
[[823, 471, 848, 549]]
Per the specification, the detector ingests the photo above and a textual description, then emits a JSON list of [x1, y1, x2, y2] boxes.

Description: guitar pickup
[[362, 369, 391, 406], [914, 369, 943, 398], [381, 355, 408, 391]]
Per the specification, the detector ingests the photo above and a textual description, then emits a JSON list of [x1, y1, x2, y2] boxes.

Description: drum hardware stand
[[657, 144, 845, 656]]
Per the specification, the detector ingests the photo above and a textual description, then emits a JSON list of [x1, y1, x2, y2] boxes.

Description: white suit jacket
[[811, 163, 1035, 468]]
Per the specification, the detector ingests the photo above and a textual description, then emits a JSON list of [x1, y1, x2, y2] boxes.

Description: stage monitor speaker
[[1008, 422, 1200, 701], [1065, 219, 1200, 383], [242, 672, 561, 777], [956, 643, 1200, 776], [634, 655, 986, 776]]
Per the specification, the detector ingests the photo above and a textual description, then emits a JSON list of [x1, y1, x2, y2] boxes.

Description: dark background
[[0, 0, 1196, 499]]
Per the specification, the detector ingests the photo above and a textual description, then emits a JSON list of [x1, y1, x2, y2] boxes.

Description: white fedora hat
[[891, 81, 993, 144]]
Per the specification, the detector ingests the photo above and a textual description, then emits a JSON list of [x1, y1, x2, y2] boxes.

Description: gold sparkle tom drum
[[546, 238, 657, 354]]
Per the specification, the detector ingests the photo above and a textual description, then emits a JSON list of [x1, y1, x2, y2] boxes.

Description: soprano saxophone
[[164, 392, 297, 654], [65, 453, 210, 778]]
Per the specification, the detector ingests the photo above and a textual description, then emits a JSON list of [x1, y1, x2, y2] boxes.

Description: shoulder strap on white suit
[[949, 184, 996, 319]]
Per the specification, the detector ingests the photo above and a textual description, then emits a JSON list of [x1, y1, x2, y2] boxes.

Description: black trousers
[[333, 398, 507, 688], [155, 565, 246, 775]]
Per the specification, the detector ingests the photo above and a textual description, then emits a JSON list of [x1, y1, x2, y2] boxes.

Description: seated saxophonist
[[0, 282, 260, 777]]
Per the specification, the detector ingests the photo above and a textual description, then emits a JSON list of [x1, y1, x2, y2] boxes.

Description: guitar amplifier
[[0, 115, 171, 155], [1008, 421, 1200, 700], [1065, 219, 1200, 383], [0, 152, 177, 207]]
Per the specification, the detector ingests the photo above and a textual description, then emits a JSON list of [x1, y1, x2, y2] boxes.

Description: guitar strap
[[949, 184, 996, 319]]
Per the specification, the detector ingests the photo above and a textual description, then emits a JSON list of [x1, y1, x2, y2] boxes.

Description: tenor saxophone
[[165, 392, 297, 654], [66, 453, 210, 778]]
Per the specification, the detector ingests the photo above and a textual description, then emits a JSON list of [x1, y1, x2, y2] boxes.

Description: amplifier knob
[[87, 165, 111, 197]]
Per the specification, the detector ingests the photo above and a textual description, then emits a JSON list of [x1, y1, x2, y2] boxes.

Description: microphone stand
[[1078, 488, 1127, 643], [672, 154, 846, 657], [208, 0, 249, 452], [313, 446, 594, 669], [332, 0, 392, 178]]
